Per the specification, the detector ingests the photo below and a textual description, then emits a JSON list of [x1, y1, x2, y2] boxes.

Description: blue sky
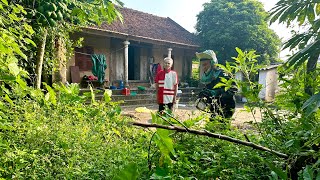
[[120, 0, 293, 58]]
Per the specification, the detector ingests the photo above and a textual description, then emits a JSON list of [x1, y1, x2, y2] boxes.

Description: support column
[[123, 40, 130, 87], [168, 48, 172, 58]]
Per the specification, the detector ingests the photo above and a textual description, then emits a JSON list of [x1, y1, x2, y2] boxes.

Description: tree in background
[[269, 0, 319, 95], [196, 0, 281, 65], [9, 0, 122, 88]]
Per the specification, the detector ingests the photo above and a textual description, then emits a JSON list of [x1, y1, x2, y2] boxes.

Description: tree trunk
[[35, 28, 48, 89], [52, 36, 67, 84], [305, 53, 319, 95]]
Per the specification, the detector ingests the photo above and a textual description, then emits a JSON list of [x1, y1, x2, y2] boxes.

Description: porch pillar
[[168, 48, 172, 58], [123, 40, 130, 87]]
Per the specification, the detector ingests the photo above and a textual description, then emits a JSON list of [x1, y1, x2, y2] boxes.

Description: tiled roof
[[259, 64, 281, 70], [87, 7, 199, 47]]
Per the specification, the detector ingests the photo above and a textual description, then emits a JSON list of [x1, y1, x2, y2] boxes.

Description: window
[[75, 46, 94, 71]]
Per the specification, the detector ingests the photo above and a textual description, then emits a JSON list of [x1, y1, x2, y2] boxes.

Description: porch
[[80, 87, 202, 108]]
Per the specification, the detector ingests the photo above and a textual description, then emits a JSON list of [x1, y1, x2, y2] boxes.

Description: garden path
[[122, 103, 262, 129]]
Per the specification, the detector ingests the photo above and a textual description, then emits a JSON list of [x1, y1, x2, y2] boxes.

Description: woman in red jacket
[[155, 57, 178, 113]]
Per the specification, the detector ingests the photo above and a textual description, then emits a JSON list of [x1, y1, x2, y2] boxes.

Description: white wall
[[258, 68, 278, 102]]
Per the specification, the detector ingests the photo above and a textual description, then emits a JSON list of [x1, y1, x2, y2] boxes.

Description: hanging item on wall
[[91, 54, 107, 84]]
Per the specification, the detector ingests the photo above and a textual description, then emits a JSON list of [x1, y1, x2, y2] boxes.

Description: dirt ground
[[122, 103, 262, 129]]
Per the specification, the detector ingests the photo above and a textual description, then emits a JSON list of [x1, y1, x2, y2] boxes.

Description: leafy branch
[[131, 122, 289, 159]]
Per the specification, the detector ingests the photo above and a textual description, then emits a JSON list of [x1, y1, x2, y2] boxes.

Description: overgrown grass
[[0, 84, 150, 179]]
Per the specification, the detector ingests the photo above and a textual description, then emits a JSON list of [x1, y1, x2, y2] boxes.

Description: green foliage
[[7, 0, 123, 87], [148, 124, 275, 179], [145, 48, 320, 179], [196, 0, 281, 64], [0, 84, 150, 179], [302, 92, 320, 117], [215, 48, 264, 102], [1, 2, 320, 178], [0, 2, 33, 83], [12, 0, 122, 28], [269, 0, 319, 74]]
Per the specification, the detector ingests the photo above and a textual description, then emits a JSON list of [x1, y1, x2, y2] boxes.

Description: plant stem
[[131, 122, 289, 159]]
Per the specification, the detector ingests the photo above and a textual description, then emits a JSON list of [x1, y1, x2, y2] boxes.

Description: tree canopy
[[196, 0, 281, 64], [7, 0, 122, 88], [270, 0, 320, 74]]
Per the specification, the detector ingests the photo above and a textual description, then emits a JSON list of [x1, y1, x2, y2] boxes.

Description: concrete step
[[80, 87, 203, 108], [118, 99, 157, 106], [111, 94, 156, 101], [80, 87, 202, 95]]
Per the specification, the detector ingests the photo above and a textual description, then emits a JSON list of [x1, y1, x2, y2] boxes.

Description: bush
[[0, 84, 150, 179]]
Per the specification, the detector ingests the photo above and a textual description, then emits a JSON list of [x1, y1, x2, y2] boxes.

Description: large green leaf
[[1, 0, 8, 6], [43, 82, 57, 105], [113, 163, 139, 180], [154, 129, 175, 157], [302, 92, 320, 117], [303, 165, 314, 180], [307, 4, 315, 23], [264, 159, 288, 180], [284, 39, 320, 69]]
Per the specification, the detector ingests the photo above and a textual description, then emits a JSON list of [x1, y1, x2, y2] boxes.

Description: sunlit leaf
[[1, 0, 8, 6], [8, 62, 20, 76], [103, 89, 112, 103], [155, 129, 175, 157], [4, 94, 14, 106], [113, 163, 139, 180], [307, 5, 315, 23], [316, 3, 320, 15], [302, 92, 320, 117], [44, 83, 57, 105]]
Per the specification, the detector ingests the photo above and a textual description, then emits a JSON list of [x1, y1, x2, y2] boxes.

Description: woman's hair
[[163, 57, 173, 64]]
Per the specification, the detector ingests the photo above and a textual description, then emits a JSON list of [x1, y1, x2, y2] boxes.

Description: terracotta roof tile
[[89, 7, 199, 47]]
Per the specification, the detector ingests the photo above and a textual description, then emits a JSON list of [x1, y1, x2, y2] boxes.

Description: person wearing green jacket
[[195, 50, 237, 119]]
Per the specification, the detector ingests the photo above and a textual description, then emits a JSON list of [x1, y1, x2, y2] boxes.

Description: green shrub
[[0, 84, 150, 179]]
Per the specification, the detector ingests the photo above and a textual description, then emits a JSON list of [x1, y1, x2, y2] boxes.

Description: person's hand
[[173, 98, 176, 104]]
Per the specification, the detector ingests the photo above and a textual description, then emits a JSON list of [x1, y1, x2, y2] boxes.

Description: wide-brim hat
[[196, 50, 218, 64]]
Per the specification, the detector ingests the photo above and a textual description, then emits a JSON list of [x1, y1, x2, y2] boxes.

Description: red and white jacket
[[155, 69, 178, 104]]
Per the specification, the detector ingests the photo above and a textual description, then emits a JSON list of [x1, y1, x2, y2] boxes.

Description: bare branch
[[131, 122, 289, 159]]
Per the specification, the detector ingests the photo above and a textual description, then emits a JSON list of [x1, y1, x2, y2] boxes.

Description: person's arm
[[155, 72, 160, 104], [173, 84, 178, 104], [155, 82, 159, 103], [173, 72, 178, 104]]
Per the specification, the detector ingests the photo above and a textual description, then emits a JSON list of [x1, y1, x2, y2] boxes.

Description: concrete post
[[123, 40, 130, 87], [168, 48, 172, 58]]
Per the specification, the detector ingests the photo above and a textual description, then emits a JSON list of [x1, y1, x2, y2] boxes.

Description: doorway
[[128, 46, 140, 80]]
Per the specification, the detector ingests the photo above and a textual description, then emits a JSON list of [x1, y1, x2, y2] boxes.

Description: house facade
[[67, 7, 199, 87], [235, 64, 280, 102], [258, 65, 279, 102]]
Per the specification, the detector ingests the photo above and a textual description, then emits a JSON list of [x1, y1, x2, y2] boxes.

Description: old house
[[67, 7, 199, 87], [235, 64, 280, 102], [258, 65, 280, 102]]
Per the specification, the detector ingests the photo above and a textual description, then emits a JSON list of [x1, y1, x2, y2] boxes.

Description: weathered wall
[[265, 68, 278, 102], [258, 68, 278, 102], [150, 45, 194, 81], [68, 33, 111, 83], [258, 70, 267, 100], [68, 33, 196, 86], [109, 38, 124, 83], [140, 48, 149, 81]]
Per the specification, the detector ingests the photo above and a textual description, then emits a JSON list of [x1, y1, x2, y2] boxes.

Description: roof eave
[[82, 26, 200, 49]]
